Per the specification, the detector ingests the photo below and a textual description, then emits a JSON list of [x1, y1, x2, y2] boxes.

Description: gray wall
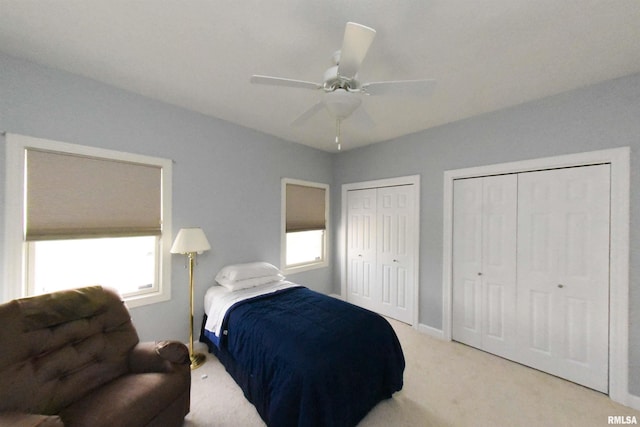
[[333, 72, 640, 395], [2, 51, 639, 396], [0, 52, 334, 342]]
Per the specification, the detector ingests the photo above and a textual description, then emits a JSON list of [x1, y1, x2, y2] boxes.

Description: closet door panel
[[452, 178, 484, 348], [346, 189, 377, 311], [452, 175, 517, 356], [377, 185, 415, 323], [480, 175, 518, 357]]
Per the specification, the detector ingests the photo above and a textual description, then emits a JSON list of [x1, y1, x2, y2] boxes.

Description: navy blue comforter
[[205, 287, 405, 427]]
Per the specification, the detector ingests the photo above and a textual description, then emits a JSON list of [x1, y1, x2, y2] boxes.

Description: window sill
[[121, 289, 170, 309], [283, 260, 328, 275]]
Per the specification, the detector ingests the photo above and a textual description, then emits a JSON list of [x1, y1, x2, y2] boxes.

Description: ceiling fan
[[250, 22, 437, 150]]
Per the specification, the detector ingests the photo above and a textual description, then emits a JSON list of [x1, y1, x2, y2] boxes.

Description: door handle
[[558, 284, 564, 289]]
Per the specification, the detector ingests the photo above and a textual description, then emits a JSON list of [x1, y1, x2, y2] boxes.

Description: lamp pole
[[188, 251, 205, 369], [170, 227, 210, 370]]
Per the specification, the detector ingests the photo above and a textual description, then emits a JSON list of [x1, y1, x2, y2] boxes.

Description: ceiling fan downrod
[[335, 119, 342, 151]]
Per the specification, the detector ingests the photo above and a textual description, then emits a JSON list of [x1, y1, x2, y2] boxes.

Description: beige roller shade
[[286, 183, 326, 232], [26, 148, 162, 240]]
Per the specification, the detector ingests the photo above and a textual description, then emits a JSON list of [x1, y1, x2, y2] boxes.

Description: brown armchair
[[0, 286, 191, 427]]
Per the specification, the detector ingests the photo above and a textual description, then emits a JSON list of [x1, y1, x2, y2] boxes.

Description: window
[[4, 134, 172, 307], [27, 236, 158, 297], [281, 179, 329, 272], [286, 230, 325, 266]]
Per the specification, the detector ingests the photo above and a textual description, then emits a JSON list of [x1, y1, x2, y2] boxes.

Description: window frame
[[3, 133, 172, 308], [280, 178, 330, 274]]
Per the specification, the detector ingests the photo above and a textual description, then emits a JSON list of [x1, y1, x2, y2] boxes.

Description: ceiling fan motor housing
[[323, 65, 360, 91]]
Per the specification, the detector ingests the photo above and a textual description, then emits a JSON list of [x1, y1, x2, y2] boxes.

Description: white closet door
[[517, 164, 610, 392], [376, 185, 415, 323], [346, 184, 417, 323], [452, 175, 518, 357], [452, 178, 484, 348], [346, 189, 377, 311], [479, 175, 518, 357]]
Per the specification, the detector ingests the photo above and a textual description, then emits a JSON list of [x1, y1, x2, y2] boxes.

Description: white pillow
[[215, 261, 282, 283], [218, 274, 284, 291]]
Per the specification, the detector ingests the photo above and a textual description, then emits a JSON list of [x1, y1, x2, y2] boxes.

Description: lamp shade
[[170, 227, 211, 254]]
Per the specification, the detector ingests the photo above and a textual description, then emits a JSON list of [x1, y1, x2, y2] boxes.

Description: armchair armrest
[[0, 412, 63, 427], [128, 340, 190, 374]]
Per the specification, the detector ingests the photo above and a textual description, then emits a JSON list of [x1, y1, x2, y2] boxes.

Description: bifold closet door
[[453, 164, 610, 393], [347, 185, 416, 323], [516, 164, 610, 393], [452, 174, 518, 359]]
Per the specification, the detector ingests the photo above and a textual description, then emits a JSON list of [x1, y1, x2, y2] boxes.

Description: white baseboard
[[418, 323, 445, 340]]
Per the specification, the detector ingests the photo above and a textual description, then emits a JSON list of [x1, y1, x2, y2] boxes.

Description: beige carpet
[[184, 319, 640, 426]]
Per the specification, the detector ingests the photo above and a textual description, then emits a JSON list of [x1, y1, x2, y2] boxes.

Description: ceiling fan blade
[[362, 79, 437, 97], [337, 22, 376, 80], [250, 75, 322, 90], [291, 102, 325, 127]]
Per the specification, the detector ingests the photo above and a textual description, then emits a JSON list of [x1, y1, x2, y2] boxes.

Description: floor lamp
[[170, 227, 211, 370]]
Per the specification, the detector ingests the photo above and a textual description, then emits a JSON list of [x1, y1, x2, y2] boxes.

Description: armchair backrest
[[0, 286, 139, 415]]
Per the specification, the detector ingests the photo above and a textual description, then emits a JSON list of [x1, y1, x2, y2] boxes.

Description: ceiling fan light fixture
[[323, 88, 361, 120]]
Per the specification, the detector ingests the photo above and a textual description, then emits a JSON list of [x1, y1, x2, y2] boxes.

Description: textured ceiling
[[1, 1, 640, 152]]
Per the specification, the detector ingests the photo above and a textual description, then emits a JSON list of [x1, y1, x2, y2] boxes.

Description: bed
[[200, 262, 405, 427]]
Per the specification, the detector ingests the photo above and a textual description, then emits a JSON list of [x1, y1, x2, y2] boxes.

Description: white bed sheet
[[203, 280, 300, 339]]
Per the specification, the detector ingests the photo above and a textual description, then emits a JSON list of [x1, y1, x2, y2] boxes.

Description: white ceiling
[[1, 1, 640, 152]]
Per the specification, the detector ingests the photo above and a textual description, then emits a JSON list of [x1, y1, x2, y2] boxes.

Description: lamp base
[[190, 352, 206, 370]]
